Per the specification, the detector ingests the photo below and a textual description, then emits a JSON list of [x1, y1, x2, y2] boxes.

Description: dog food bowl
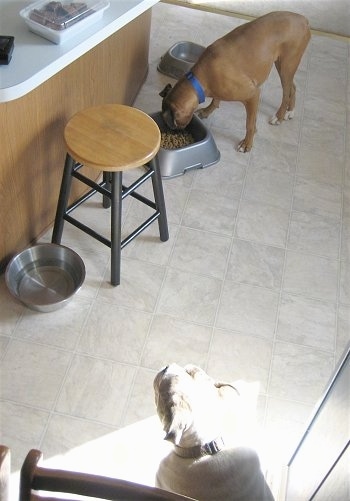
[[158, 41, 205, 79], [150, 112, 220, 178], [5, 243, 85, 312]]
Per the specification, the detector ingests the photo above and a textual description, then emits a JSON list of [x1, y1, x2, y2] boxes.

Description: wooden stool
[[52, 104, 169, 286]]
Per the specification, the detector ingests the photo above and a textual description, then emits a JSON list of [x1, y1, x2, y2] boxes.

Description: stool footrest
[[64, 214, 111, 247], [64, 210, 161, 250]]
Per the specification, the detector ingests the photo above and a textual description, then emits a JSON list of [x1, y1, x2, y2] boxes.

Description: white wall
[[169, 0, 350, 37]]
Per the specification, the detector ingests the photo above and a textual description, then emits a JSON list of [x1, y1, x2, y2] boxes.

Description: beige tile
[[122, 219, 178, 267], [0, 278, 25, 336], [263, 397, 314, 462], [297, 118, 345, 186], [77, 300, 152, 364], [170, 227, 231, 279], [55, 355, 136, 426], [340, 216, 350, 261], [192, 140, 247, 199], [216, 281, 279, 339], [207, 100, 246, 132], [276, 293, 336, 350], [236, 199, 290, 247], [269, 342, 334, 404], [157, 268, 221, 325], [122, 367, 158, 426], [182, 188, 239, 236], [0, 335, 10, 359], [42, 413, 170, 486], [293, 177, 342, 219], [15, 296, 92, 350], [226, 239, 284, 290], [141, 314, 212, 370], [257, 89, 303, 147], [283, 250, 338, 302], [160, 175, 193, 225], [70, 248, 110, 300], [207, 329, 273, 394], [0, 339, 71, 409], [41, 413, 115, 466], [339, 260, 350, 305], [97, 257, 165, 312], [243, 166, 294, 210], [250, 137, 298, 175], [287, 211, 340, 259], [0, 401, 50, 472], [336, 304, 350, 361]]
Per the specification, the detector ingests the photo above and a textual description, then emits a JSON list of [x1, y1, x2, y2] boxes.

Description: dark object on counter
[[0, 36, 14, 65], [29, 1, 92, 30]]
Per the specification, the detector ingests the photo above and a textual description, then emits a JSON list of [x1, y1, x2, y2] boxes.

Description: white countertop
[[0, 0, 159, 102]]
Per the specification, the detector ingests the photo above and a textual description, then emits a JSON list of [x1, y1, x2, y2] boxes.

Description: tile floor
[[1, 2, 350, 499]]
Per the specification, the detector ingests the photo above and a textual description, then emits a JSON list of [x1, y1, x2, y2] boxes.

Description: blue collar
[[185, 71, 206, 104]]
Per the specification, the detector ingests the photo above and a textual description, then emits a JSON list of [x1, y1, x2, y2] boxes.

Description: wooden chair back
[[19, 449, 195, 501], [0, 445, 10, 501]]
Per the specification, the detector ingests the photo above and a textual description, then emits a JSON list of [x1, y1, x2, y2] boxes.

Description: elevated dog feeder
[[157, 41, 205, 80], [150, 112, 220, 179]]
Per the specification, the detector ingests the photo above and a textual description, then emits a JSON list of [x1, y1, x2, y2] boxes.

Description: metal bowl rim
[[5, 243, 86, 309]]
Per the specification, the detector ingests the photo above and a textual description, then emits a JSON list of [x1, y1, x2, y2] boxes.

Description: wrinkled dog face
[[159, 83, 197, 130], [153, 364, 239, 447]]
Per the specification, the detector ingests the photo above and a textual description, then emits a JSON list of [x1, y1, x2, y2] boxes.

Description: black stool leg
[[52, 154, 75, 244], [149, 156, 169, 242], [103, 171, 111, 209], [110, 171, 123, 286]]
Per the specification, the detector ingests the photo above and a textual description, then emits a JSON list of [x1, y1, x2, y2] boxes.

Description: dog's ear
[[215, 381, 240, 398], [159, 83, 172, 98], [156, 384, 192, 446], [164, 407, 187, 445]]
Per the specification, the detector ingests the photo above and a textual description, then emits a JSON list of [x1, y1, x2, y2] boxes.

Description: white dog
[[153, 364, 274, 501]]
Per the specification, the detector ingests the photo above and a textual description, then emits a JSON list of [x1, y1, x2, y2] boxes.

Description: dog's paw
[[270, 110, 295, 125], [284, 109, 295, 120], [197, 109, 208, 119], [237, 140, 251, 153], [269, 115, 281, 125]]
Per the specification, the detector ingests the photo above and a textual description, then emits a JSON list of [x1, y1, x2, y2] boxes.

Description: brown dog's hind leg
[[269, 50, 305, 125], [197, 98, 220, 119]]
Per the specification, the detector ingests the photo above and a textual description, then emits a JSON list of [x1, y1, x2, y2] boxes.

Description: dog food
[[160, 130, 195, 149]]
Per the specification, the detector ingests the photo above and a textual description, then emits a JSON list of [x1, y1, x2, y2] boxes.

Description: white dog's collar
[[174, 437, 225, 459]]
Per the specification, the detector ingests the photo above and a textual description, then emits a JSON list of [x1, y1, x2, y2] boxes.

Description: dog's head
[[153, 364, 239, 447], [159, 81, 198, 130]]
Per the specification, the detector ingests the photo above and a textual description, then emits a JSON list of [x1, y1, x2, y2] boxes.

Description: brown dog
[[160, 11, 310, 152]]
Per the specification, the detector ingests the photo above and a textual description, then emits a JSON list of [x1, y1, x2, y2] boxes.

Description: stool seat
[[64, 104, 161, 171], [52, 104, 168, 286]]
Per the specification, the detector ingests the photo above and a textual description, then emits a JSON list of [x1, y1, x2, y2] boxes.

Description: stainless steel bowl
[[157, 41, 205, 80], [5, 243, 85, 312]]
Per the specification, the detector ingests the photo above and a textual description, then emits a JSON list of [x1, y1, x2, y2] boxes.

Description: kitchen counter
[[0, 0, 159, 101], [0, 0, 159, 269]]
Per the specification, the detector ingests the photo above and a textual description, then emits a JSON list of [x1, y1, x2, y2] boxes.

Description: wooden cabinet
[[0, 10, 151, 270]]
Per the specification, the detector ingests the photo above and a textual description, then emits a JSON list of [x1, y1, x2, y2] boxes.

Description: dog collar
[[174, 437, 225, 459], [185, 71, 206, 104]]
